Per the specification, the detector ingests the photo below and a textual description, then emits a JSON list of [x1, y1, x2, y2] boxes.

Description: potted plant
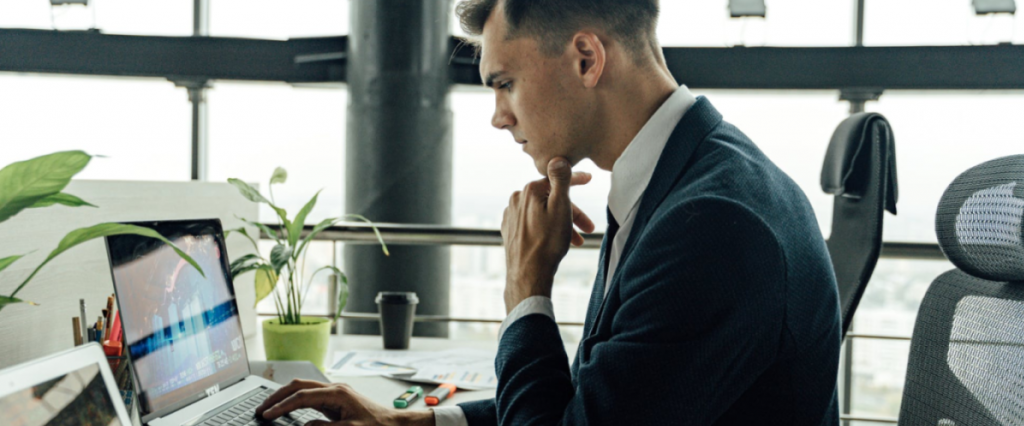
[[227, 167, 388, 370], [0, 151, 204, 313]]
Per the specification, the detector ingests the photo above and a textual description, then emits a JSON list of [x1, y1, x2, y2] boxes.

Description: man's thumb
[[547, 157, 572, 206]]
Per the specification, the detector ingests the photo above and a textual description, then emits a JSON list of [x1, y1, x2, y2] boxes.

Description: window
[[451, 87, 612, 231], [450, 87, 606, 341], [210, 0, 349, 39], [867, 91, 1024, 242], [207, 82, 348, 317], [864, 0, 1024, 46], [206, 82, 348, 224], [0, 0, 191, 36], [0, 74, 190, 181], [849, 258, 954, 418], [692, 89, 850, 234], [657, 0, 855, 47]]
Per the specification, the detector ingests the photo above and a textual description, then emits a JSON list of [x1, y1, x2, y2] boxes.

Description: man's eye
[[499, 81, 513, 92]]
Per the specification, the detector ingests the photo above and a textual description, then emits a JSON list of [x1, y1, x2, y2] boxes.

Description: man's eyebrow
[[483, 71, 507, 88]]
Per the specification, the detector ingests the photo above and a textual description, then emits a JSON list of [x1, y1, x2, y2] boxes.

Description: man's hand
[[255, 379, 434, 426], [501, 157, 595, 313]]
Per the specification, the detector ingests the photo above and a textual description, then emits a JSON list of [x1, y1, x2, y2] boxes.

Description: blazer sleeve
[[494, 197, 790, 426], [458, 398, 498, 426]]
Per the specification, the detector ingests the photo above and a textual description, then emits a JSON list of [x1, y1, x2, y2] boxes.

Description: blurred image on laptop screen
[[106, 220, 249, 416], [0, 361, 123, 426]]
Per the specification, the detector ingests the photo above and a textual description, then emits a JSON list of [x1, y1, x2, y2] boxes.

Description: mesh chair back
[[898, 155, 1024, 426], [821, 112, 898, 338]]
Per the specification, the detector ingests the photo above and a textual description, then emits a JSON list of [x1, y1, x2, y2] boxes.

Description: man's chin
[[533, 157, 551, 176]]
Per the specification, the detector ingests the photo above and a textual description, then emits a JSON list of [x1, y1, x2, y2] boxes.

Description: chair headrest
[[936, 155, 1024, 282], [821, 112, 898, 215]]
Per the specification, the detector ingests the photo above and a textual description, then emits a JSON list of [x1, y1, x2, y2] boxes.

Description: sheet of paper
[[327, 350, 428, 377], [406, 349, 496, 390], [327, 348, 499, 390]]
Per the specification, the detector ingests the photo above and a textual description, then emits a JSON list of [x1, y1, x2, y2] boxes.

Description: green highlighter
[[394, 386, 424, 408]]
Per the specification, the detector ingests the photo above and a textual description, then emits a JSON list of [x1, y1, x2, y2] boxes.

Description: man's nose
[[491, 107, 515, 130]]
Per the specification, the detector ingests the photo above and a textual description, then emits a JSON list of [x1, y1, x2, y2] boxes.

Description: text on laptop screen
[[107, 221, 249, 416], [0, 363, 123, 426]]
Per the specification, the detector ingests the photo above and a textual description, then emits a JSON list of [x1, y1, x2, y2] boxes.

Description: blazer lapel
[[586, 97, 725, 337], [582, 221, 614, 338]]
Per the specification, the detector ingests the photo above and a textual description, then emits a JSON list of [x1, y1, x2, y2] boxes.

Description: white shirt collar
[[607, 85, 697, 225]]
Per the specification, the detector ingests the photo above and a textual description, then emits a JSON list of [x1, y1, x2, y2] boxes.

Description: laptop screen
[[106, 220, 249, 418], [0, 362, 124, 426]]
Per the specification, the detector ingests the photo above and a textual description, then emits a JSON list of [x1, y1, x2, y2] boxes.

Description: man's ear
[[571, 32, 606, 89]]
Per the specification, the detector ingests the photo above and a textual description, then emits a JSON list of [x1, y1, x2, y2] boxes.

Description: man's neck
[[589, 69, 679, 171]]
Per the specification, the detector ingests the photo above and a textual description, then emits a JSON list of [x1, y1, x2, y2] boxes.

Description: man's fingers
[[570, 171, 592, 187], [256, 380, 325, 415], [262, 388, 343, 420], [571, 203, 596, 234], [571, 229, 585, 247], [546, 157, 573, 211]]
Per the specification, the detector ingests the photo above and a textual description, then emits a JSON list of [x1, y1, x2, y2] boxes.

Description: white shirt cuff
[[499, 295, 555, 340], [432, 406, 470, 426]]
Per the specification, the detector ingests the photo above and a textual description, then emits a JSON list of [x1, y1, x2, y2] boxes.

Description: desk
[[245, 332, 579, 410]]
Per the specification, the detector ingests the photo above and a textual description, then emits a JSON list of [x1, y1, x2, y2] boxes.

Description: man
[[256, 0, 841, 424]]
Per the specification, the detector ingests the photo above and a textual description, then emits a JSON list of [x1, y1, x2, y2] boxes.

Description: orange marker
[[425, 383, 457, 406]]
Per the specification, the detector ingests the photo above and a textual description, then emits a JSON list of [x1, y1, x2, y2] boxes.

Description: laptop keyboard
[[198, 388, 329, 426]]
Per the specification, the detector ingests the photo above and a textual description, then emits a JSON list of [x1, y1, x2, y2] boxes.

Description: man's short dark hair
[[456, 0, 660, 62]]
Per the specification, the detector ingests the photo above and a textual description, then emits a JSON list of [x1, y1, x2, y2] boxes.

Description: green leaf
[[229, 253, 259, 276], [232, 263, 262, 279], [238, 217, 281, 242], [270, 167, 288, 185], [254, 265, 278, 307], [29, 192, 97, 209], [227, 178, 271, 205], [225, 227, 261, 253], [343, 214, 390, 256], [270, 244, 292, 274], [0, 151, 91, 224], [297, 217, 338, 256], [0, 295, 38, 310], [10, 223, 205, 299], [288, 190, 320, 248], [227, 179, 292, 228], [336, 271, 349, 319], [0, 254, 27, 274]]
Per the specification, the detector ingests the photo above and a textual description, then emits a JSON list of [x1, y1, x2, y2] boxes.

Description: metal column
[[841, 2, 867, 423], [344, 0, 453, 337], [186, 82, 209, 181], [187, 0, 210, 181]]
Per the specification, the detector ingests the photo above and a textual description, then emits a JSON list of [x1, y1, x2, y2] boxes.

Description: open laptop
[[0, 343, 133, 426], [104, 219, 329, 426]]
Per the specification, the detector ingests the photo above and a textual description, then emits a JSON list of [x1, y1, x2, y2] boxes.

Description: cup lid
[[375, 291, 419, 304]]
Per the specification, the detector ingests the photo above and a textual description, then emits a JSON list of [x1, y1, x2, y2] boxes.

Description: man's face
[[479, 11, 591, 175]]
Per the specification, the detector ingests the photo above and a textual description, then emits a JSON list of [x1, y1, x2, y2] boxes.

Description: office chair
[[821, 113, 899, 338], [898, 155, 1024, 425]]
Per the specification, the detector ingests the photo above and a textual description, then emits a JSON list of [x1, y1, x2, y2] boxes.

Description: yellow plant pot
[[262, 316, 332, 371]]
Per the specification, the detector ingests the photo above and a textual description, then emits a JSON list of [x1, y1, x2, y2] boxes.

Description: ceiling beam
[[4, 29, 1024, 90]]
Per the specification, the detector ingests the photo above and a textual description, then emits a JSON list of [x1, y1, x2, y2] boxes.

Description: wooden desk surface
[[245, 331, 579, 411]]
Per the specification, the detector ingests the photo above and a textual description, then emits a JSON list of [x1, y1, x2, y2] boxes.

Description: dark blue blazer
[[459, 97, 841, 425]]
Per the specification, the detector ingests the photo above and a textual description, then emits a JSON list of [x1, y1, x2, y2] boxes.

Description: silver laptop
[[0, 343, 133, 426], [105, 219, 328, 426]]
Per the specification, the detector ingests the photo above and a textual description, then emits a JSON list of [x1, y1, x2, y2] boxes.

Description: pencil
[[72, 317, 83, 346], [80, 299, 88, 341], [104, 296, 115, 338]]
